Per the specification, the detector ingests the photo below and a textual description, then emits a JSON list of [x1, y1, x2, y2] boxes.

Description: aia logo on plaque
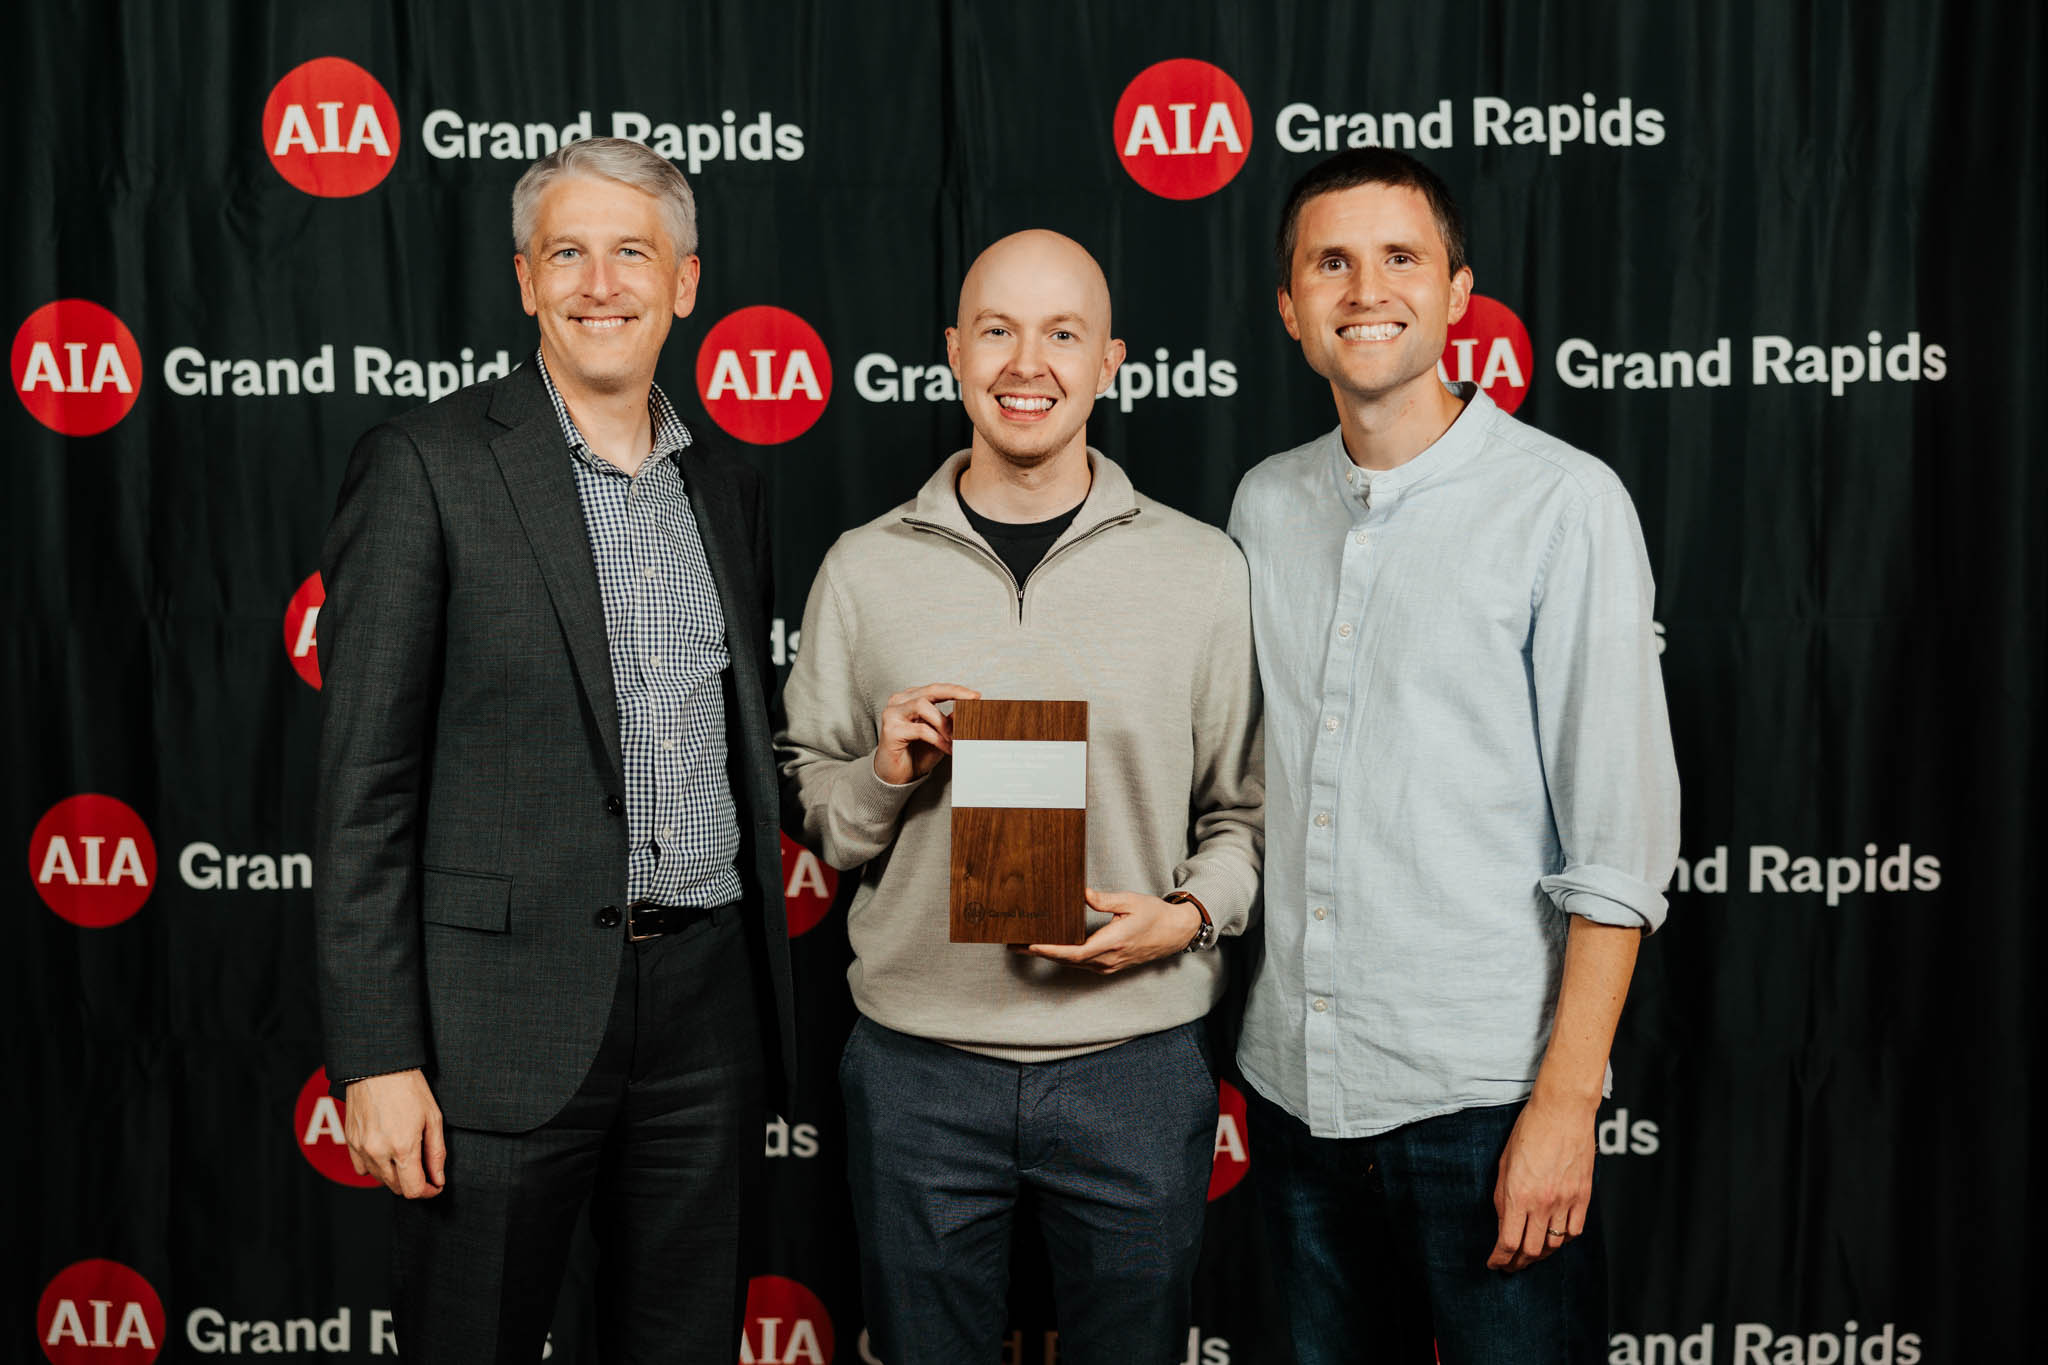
[[30, 794, 157, 928], [1440, 295, 1533, 414], [780, 832, 837, 938], [284, 572, 325, 689], [262, 57, 400, 198], [739, 1275, 834, 1364], [696, 306, 832, 445], [12, 301, 143, 436], [38, 1260, 165, 1362], [1113, 59, 1253, 200], [1209, 1079, 1250, 1199], [295, 1067, 381, 1187]]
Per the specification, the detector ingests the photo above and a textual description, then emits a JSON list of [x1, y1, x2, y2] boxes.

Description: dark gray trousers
[[840, 1015, 1218, 1365], [391, 909, 764, 1364]]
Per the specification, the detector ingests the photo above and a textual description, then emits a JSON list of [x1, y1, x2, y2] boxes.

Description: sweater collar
[[906, 447, 1142, 548]]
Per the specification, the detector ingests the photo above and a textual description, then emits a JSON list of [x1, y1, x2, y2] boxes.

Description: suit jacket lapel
[[487, 367, 625, 786], [680, 446, 759, 691]]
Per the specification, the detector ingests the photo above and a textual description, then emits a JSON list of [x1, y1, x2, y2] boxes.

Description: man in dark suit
[[313, 137, 793, 1364]]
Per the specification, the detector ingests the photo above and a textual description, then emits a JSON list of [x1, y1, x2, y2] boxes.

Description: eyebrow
[[1302, 240, 1430, 259], [971, 309, 1090, 328]]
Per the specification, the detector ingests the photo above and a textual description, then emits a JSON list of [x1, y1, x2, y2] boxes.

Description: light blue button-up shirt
[[1229, 385, 1679, 1139]]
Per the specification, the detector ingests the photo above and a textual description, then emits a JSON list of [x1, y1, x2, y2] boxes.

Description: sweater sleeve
[[776, 547, 926, 870], [1173, 538, 1266, 936]]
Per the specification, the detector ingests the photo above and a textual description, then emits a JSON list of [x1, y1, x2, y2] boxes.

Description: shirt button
[[1324, 716, 1340, 732], [1313, 906, 1329, 921], [647, 656, 662, 670], [596, 905, 621, 928], [605, 795, 624, 816], [659, 826, 673, 839], [642, 566, 657, 580], [1312, 997, 1329, 1013], [662, 739, 677, 751], [1337, 623, 1354, 638], [1355, 530, 1369, 546], [1314, 811, 1330, 828]]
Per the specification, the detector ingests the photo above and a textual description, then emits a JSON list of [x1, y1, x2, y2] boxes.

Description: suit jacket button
[[605, 795, 624, 816], [597, 905, 621, 928]]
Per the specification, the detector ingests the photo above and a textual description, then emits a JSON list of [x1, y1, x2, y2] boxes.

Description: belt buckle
[[627, 899, 663, 942]]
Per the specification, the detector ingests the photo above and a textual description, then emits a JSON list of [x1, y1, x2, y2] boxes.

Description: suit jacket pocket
[[421, 866, 512, 932]]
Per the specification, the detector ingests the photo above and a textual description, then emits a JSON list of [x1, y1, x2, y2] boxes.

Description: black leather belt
[[627, 900, 717, 941]]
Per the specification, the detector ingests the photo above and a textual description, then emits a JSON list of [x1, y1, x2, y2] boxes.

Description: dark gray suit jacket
[[314, 360, 794, 1133]]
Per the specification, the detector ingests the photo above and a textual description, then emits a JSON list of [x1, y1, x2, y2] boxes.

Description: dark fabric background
[[11, 1, 2039, 1360]]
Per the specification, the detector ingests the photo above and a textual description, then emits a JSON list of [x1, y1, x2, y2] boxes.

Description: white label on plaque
[[950, 740, 1087, 809]]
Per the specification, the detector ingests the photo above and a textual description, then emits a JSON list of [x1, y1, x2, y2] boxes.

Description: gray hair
[[511, 137, 698, 258]]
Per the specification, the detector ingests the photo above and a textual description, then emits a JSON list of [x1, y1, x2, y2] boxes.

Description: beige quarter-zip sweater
[[777, 449, 1264, 1060]]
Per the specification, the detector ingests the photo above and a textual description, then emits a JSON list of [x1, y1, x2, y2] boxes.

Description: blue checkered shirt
[[536, 350, 743, 910]]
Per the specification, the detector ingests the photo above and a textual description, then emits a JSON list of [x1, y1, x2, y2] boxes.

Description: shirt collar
[[1332, 381, 1495, 508], [533, 348, 693, 471]]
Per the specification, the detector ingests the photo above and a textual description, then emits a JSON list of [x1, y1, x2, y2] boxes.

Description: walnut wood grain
[[948, 699, 1088, 944]]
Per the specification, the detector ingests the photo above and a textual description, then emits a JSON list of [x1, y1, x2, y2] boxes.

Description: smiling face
[[945, 231, 1125, 470], [1279, 181, 1472, 413], [513, 174, 699, 400]]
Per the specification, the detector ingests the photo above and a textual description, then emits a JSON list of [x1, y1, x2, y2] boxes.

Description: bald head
[[956, 230, 1113, 337], [946, 229, 1126, 473]]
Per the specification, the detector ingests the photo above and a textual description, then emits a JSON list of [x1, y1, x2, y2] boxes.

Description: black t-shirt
[[957, 489, 1084, 590]]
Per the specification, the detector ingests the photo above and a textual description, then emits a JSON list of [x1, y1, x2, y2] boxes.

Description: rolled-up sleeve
[[1529, 488, 1681, 932]]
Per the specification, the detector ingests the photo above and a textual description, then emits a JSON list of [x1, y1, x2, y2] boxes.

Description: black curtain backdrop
[[12, 2, 2040, 1361]]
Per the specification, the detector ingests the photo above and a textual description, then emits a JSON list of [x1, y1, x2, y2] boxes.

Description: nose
[[1344, 262, 1388, 309], [1006, 333, 1048, 379], [582, 253, 617, 299]]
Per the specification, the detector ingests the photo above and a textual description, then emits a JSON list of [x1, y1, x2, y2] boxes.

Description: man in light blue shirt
[[1229, 149, 1679, 1363]]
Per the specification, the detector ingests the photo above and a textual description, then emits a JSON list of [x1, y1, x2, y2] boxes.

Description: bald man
[[777, 231, 1263, 1362]]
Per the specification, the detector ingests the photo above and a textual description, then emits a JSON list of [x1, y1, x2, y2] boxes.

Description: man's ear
[[672, 254, 702, 321], [1277, 285, 1301, 340], [1096, 337, 1127, 396], [1447, 266, 1473, 326]]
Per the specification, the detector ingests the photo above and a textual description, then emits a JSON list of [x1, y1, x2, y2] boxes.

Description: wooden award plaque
[[948, 699, 1088, 944]]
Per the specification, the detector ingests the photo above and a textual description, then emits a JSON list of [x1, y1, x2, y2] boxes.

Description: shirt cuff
[[1538, 863, 1668, 933]]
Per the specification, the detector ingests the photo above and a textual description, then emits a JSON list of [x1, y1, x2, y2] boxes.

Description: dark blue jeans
[[1245, 1084, 1606, 1365], [840, 1016, 1218, 1365]]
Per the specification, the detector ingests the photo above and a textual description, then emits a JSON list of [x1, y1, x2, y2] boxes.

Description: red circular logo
[[29, 795, 157, 928], [740, 1275, 835, 1364], [1441, 295, 1534, 414], [696, 306, 832, 445], [284, 572, 326, 689], [11, 301, 143, 437], [780, 833, 838, 938], [262, 57, 400, 198], [294, 1067, 381, 1188], [1113, 59, 1254, 200], [37, 1260, 165, 1364], [1208, 1079, 1249, 1200]]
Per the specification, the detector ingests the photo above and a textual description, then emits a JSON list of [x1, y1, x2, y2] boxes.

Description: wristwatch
[[1163, 889, 1216, 952]]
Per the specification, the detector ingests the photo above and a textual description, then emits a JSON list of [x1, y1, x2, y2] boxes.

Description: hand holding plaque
[[948, 699, 1088, 944]]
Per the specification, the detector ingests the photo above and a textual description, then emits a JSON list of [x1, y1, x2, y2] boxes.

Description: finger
[[909, 683, 982, 703], [1566, 1201, 1587, 1239], [424, 1113, 448, 1189], [390, 1148, 426, 1199], [347, 1147, 367, 1176], [1083, 887, 1132, 914], [1025, 941, 1099, 962], [894, 719, 947, 751], [1487, 1206, 1523, 1270], [1518, 1208, 1551, 1267], [911, 700, 953, 747]]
